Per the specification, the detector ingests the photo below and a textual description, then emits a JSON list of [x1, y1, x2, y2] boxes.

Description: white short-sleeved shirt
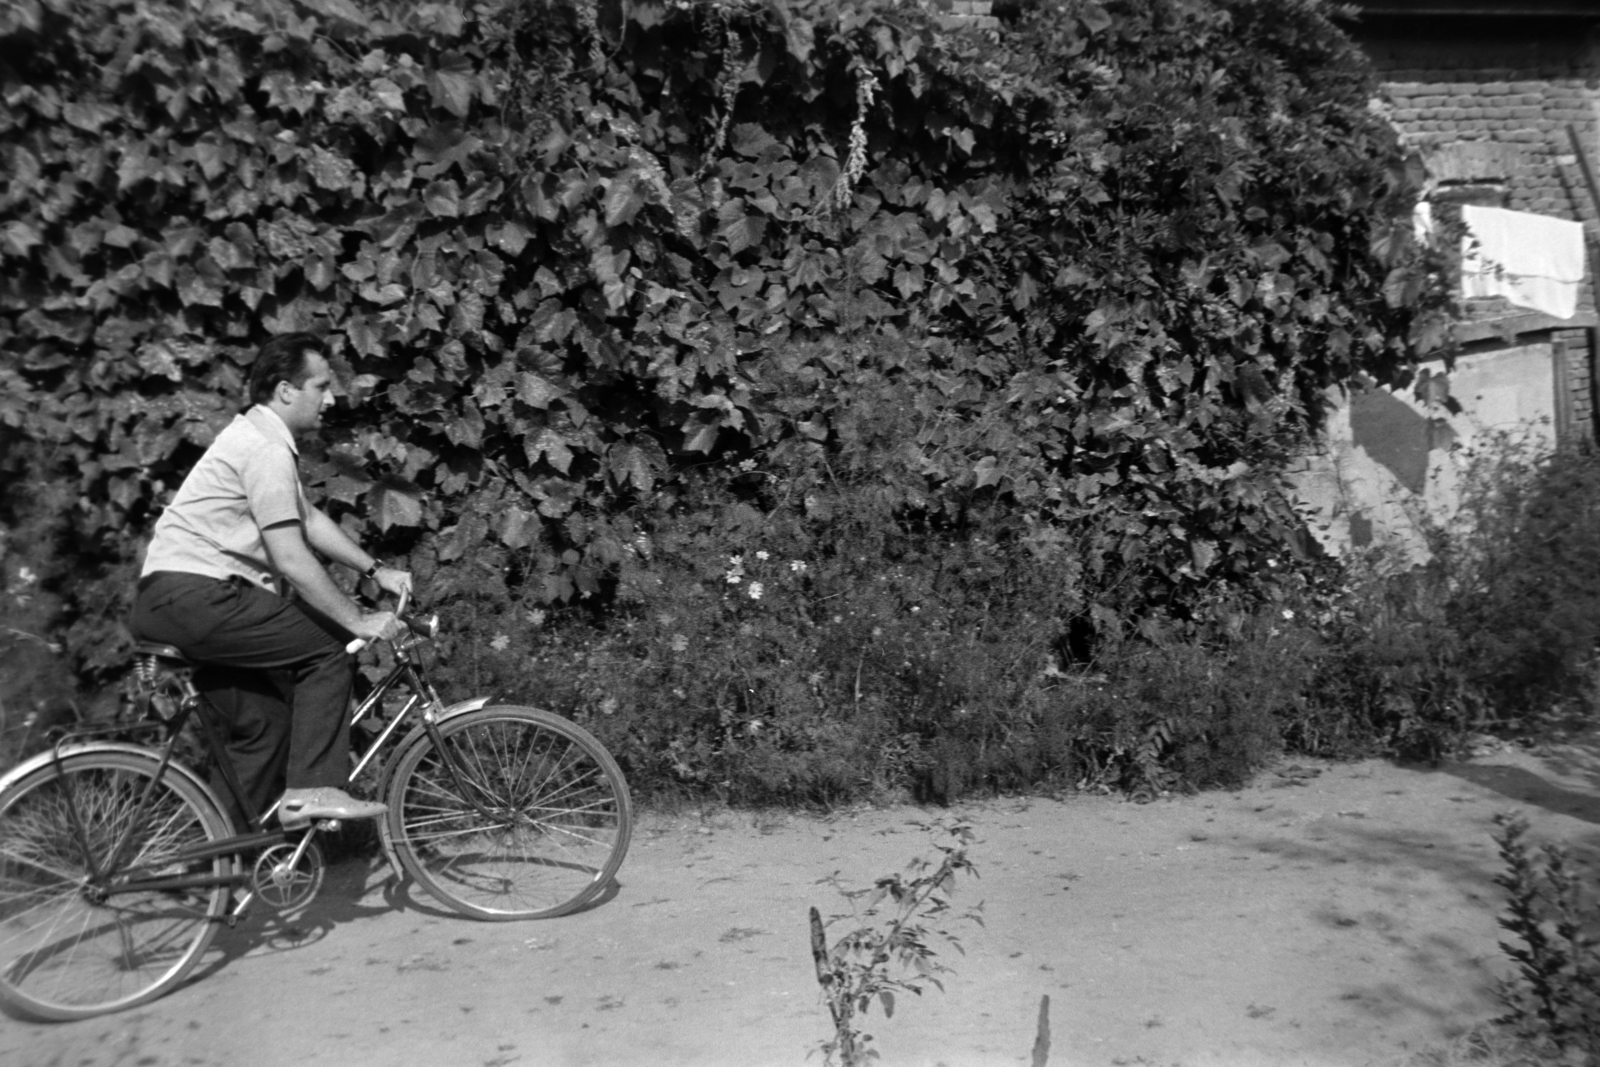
[[141, 405, 308, 591]]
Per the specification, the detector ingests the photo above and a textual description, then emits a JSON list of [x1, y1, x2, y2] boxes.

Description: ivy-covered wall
[[2, 0, 1458, 794]]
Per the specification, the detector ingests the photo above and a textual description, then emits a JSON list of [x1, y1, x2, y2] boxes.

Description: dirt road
[[10, 740, 1600, 1067]]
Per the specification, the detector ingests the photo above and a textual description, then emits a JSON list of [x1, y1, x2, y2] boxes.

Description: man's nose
[[322, 391, 335, 410]]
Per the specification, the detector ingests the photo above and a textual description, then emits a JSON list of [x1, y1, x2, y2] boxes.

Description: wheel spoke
[[386, 708, 631, 919], [0, 754, 230, 1020]]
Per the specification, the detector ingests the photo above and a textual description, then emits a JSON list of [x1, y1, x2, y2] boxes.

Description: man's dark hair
[[248, 333, 327, 406]]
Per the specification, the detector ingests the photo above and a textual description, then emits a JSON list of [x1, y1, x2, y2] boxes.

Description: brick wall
[[1359, 23, 1600, 232], [1345, 12, 1600, 439]]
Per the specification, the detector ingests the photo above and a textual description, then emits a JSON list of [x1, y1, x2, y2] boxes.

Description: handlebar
[[345, 587, 433, 655]]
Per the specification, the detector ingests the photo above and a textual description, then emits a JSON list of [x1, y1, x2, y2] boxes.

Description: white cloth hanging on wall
[[1460, 204, 1587, 319]]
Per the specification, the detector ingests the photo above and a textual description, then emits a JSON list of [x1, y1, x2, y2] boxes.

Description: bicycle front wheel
[[0, 748, 233, 1020], [384, 706, 632, 920]]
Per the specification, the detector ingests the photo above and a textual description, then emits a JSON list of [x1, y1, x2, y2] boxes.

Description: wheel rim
[[0, 757, 228, 1017], [391, 711, 629, 918]]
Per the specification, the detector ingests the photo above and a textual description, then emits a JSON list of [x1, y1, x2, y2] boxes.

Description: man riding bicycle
[[129, 332, 411, 830]]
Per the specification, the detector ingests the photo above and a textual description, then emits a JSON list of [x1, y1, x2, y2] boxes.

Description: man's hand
[[373, 566, 413, 601], [348, 610, 403, 643]]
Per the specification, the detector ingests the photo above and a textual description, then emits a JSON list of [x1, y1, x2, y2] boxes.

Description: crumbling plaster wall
[[1288, 12, 1600, 561]]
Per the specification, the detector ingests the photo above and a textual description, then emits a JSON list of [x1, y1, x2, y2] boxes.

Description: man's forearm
[[278, 556, 365, 632], [305, 507, 377, 573], [263, 523, 364, 631]]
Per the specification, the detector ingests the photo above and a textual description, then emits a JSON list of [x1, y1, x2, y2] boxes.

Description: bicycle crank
[[251, 839, 326, 911]]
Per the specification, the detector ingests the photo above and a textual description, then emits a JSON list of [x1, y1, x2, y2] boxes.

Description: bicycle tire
[[0, 748, 233, 1020], [382, 706, 632, 920]]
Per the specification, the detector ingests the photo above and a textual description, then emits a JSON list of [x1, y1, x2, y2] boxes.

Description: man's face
[[278, 352, 335, 436]]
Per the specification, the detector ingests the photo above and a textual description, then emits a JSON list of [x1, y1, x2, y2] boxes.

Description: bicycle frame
[[45, 627, 491, 915]]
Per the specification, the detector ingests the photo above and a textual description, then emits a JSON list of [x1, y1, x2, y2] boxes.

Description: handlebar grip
[[345, 587, 413, 656]]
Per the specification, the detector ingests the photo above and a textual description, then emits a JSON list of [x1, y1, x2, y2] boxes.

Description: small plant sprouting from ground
[[807, 821, 984, 1066], [1492, 813, 1600, 1058]]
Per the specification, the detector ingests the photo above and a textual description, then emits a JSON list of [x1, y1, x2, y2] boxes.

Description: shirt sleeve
[[239, 444, 305, 529]]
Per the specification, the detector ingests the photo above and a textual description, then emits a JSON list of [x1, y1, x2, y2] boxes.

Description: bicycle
[[0, 595, 632, 1021]]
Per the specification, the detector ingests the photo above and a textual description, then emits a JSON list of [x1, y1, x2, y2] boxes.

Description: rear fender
[[0, 741, 223, 820]]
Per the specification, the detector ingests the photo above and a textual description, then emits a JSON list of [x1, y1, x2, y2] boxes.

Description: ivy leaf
[[176, 265, 224, 307], [1, 221, 43, 258], [360, 281, 407, 305], [299, 0, 370, 27], [526, 428, 575, 473], [499, 506, 536, 549], [371, 77, 407, 112], [62, 101, 117, 133], [604, 175, 644, 226], [488, 221, 530, 255], [1078, 2, 1113, 33], [683, 416, 720, 454], [717, 205, 766, 256], [360, 202, 425, 246], [372, 484, 423, 531], [207, 236, 253, 271], [799, 155, 841, 201], [424, 180, 462, 218], [712, 265, 764, 310], [625, 0, 666, 29], [608, 441, 660, 492], [517, 372, 563, 409], [731, 123, 781, 160], [322, 473, 370, 505], [1012, 272, 1038, 310], [308, 146, 355, 191], [136, 342, 185, 382], [974, 455, 1002, 489], [429, 54, 476, 118]]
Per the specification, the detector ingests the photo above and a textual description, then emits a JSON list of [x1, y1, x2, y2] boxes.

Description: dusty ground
[[9, 739, 1600, 1067]]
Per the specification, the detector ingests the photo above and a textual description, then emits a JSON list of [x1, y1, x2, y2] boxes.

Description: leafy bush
[[1492, 813, 1600, 1059], [1302, 439, 1600, 763], [1444, 440, 1600, 729], [0, 460, 77, 764]]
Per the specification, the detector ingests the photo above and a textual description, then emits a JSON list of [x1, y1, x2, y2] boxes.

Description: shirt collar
[[245, 405, 299, 457]]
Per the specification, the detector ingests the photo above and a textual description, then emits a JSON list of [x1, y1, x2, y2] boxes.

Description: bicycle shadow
[[189, 855, 626, 984], [189, 854, 395, 983]]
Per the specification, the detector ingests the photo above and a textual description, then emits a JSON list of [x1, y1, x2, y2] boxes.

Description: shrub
[[415, 469, 1325, 806], [1492, 813, 1600, 1058], [809, 820, 983, 1066], [0, 465, 78, 765], [1300, 438, 1600, 763]]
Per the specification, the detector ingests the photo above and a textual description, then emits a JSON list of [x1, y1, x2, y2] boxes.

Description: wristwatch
[[362, 560, 383, 581]]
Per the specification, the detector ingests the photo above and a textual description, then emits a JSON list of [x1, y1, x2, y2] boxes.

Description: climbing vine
[[1, 0, 1449, 698]]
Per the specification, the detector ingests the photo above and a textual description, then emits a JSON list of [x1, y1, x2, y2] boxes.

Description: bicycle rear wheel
[[383, 706, 632, 920], [0, 749, 233, 1020]]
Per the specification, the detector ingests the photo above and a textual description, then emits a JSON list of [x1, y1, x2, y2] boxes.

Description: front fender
[[436, 696, 493, 723], [375, 697, 492, 798]]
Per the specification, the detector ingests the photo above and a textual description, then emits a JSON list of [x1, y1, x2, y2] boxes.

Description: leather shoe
[[279, 787, 388, 828]]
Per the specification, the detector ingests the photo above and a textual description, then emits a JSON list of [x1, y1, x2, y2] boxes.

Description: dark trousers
[[130, 571, 354, 830]]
